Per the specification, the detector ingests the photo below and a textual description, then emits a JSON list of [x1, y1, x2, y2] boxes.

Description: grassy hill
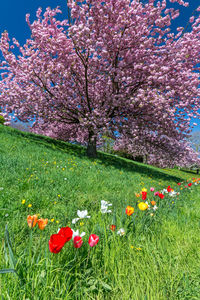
[[0, 125, 199, 300]]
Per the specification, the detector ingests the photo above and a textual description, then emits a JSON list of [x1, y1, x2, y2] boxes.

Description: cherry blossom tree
[[0, 0, 200, 159]]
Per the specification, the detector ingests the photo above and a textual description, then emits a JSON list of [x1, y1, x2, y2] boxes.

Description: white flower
[[72, 229, 85, 239], [152, 205, 158, 211], [72, 210, 91, 224], [0, 187, 4, 191], [101, 200, 112, 213], [161, 189, 168, 194], [169, 191, 177, 197], [117, 228, 125, 236]]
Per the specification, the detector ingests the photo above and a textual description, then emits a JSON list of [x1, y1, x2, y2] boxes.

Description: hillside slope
[[0, 125, 199, 300]]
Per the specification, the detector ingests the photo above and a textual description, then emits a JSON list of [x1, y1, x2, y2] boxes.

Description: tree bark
[[87, 131, 97, 158]]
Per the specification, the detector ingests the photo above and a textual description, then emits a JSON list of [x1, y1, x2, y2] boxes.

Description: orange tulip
[[126, 206, 135, 216], [135, 193, 140, 198], [151, 201, 156, 206], [37, 218, 48, 230], [27, 215, 38, 228]]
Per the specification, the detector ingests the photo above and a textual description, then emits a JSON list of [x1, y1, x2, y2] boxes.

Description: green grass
[[0, 125, 200, 300]]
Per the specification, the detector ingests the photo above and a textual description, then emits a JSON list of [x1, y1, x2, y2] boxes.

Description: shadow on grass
[[180, 168, 199, 175], [2, 125, 184, 183]]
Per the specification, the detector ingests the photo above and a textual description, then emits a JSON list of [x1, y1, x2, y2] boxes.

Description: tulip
[[151, 201, 156, 206], [27, 215, 38, 228], [72, 229, 85, 239], [37, 218, 48, 230], [158, 193, 165, 199], [167, 186, 172, 192], [117, 228, 125, 236], [110, 225, 116, 231], [142, 191, 147, 200], [88, 234, 99, 247], [150, 187, 155, 192], [72, 210, 91, 224], [138, 202, 148, 211], [125, 206, 134, 216], [135, 193, 140, 198], [49, 234, 66, 253], [58, 226, 73, 243], [101, 200, 112, 213], [73, 236, 83, 248]]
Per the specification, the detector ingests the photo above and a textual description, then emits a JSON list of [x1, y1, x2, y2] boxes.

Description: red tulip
[[88, 234, 99, 247], [177, 182, 181, 186], [158, 193, 165, 199], [110, 225, 116, 231], [188, 183, 192, 187], [73, 236, 83, 248], [58, 227, 73, 243], [142, 191, 147, 200], [49, 234, 66, 253], [167, 186, 172, 192]]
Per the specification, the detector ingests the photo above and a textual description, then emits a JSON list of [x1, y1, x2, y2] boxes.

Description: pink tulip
[[88, 234, 99, 247], [150, 187, 155, 192], [154, 191, 159, 196]]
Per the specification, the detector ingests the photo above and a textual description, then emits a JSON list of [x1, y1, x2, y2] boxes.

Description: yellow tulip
[[138, 202, 148, 211]]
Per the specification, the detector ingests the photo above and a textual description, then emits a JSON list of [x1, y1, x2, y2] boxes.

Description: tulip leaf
[[100, 281, 112, 291], [0, 268, 16, 274], [4, 225, 17, 269]]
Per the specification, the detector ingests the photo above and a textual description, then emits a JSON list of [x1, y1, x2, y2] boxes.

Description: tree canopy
[[0, 0, 200, 164]]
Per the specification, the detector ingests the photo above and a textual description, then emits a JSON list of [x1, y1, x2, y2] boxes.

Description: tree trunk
[[87, 131, 97, 158], [143, 154, 148, 164]]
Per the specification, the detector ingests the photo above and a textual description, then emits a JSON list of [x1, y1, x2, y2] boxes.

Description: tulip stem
[[86, 248, 91, 268]]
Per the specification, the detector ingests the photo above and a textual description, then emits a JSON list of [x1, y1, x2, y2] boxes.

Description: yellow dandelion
[[21, 199, 26, 204], [28, 204, 32, 208], [51, 218, 55, 222], [80, 222, 84, 226], [57, 194, 61, 198], [130, 245, 134, 249], [54, 201, 57, 205], [56, 220, 59, 224]]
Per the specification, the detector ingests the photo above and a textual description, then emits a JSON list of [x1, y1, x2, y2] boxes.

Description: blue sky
[[0, 0, 199, 132]]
